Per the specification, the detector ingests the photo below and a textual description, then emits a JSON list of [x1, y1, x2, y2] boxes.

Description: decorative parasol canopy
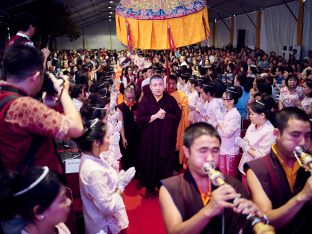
[[115, 0, 210, 50]]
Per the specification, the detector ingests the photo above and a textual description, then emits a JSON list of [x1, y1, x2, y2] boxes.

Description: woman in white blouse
[[217, 86, 242, 178], [236, 95, 276, 175], [78, 119, 135, 234], [201, 80, 226, 128], [186, 77, 199, 123]]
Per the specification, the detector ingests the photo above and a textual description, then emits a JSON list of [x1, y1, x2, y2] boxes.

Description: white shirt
[[122, 75, 135, 88], [301, 96, 312, 112], [205, 98, 226, 128], [119, 56, 130, 68], [16, 32, 34, 47], [21, 223, 70, 234], [180, 61, 188, 67], [187, 90, 199, 122], [209, 55, 215, 64], [238, 120, 275, 174], [193, 96, 206, 122], [178, 83, 189, 96], [72, 98, 82, 111], [79, 153, 128, 234], [218, 107, 241, 155], [141, 77, 150, 88]]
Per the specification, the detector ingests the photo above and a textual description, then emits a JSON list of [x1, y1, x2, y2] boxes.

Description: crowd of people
[[0, 12, 312, 234]]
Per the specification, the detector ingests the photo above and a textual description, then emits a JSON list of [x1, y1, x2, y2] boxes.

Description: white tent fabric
[[201, 0, 312, 57], [260, 1, 298, 55], [215, 18, 230, 48], [303, 0, 312, 57], [56, 21, 125, 50], [233, 12, 256, 49]]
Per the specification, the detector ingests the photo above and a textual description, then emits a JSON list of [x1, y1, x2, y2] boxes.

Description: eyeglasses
[[222, 97, 231, 101]]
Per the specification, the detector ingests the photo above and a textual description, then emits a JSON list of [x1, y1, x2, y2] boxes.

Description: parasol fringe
[[126, 20, 134, 54], [202, 15, 209, 46], [167, 25, 176, 52]]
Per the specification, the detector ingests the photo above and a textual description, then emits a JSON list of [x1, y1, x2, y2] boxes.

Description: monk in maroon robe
[[137, 75, 181, 193]]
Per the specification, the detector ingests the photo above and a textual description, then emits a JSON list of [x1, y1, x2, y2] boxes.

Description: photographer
[[0, 44, 83, 174]]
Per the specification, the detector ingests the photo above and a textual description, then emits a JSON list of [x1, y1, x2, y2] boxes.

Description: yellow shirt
[[272, 144, 300, 192]]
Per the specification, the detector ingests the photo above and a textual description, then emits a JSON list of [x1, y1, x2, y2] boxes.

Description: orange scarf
[[124, 98, 136, 107]]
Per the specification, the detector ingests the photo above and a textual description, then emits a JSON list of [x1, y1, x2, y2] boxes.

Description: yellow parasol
[[115, 0, 210, 51]]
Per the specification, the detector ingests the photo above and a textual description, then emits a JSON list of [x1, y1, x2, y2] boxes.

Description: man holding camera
[[0, 44, 83, 174]]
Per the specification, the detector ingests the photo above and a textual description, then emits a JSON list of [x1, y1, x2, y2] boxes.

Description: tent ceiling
[[0, 0, 296, 30]]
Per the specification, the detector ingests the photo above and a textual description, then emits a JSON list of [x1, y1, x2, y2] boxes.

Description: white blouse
[[187, 90, 199, 122], [218, 107, 241, 155], [238, 120, 275, 174], [205, 98, 226, 128], [79, 153, 128, 234]]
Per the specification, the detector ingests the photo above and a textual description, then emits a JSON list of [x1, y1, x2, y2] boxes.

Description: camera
[[41, 72, 59, 97]]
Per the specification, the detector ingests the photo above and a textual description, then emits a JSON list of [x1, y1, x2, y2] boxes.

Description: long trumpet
[[293, 146, 312, 175], [202, 162, 275, 234]]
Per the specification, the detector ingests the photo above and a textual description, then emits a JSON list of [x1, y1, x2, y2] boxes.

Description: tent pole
[[256, 10, 262, 49], [297, 0, 304, 46]]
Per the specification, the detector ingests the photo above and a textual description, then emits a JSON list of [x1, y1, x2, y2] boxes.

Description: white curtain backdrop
[[56, 37, 83, 49], [303, 0, 312, 57], [261, 1, 298, 55], [215, 18, 230, 48], [56, 20, 125, 50], [233, 12, 256, 48]]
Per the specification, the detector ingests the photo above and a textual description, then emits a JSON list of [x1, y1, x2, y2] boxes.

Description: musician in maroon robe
[[117, 85, 139, 170], [137, 75, 181, 193]]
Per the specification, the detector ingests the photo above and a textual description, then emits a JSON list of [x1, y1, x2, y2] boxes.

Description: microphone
[[293, 146, 312, 173], [202, 162, 225, 186]]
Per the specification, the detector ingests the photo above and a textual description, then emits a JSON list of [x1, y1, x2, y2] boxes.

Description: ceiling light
[[108, 6, 112, 9], [109, 1, 113, 3], [109, 19, 112, 22], [109, 12, 113, 14], [109, 15, 112, 18]]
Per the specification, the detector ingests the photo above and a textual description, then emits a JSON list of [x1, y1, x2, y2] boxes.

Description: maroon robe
[[137, 92, 181, 190]]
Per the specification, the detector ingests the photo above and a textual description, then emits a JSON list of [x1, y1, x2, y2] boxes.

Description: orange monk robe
[[170, 90, 190, 164], [115, 68, 124, 105]]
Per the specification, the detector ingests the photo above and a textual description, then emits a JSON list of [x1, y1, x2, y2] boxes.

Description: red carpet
[[123, 180, 166, 234]]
